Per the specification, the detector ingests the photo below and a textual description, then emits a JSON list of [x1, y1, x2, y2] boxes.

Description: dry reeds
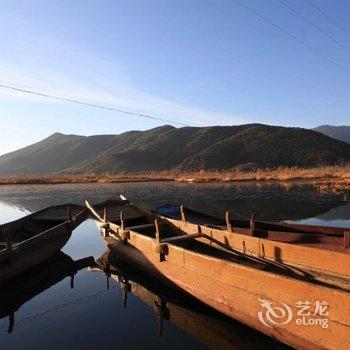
[[0, 166, 349, 193]]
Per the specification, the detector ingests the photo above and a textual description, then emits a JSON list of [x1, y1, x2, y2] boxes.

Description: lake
[[0, 182, 349, 349]]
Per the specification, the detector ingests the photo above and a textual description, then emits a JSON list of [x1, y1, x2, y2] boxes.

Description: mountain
[[1, 124, 350, 175], [313, 125, 350, 143]]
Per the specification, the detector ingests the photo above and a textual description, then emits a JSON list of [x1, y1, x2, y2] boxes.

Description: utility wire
[[231, 0, 350, 75], [306, 0, 350, 37], [277, 0, 350, 53], [0, 83, 190, 126]]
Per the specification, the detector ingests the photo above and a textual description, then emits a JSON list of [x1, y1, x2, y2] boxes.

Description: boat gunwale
[[160, 214, 350, 279], [0, 203, 84, 229], [87, 201, 350, 298], [92, 216, 350, 348], [0, 206, 87, 256], [154, 205, 349, 236], [86, 200, 350, 350]]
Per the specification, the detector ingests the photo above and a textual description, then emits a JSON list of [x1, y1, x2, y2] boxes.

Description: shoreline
[[0, 166, 349, 193]]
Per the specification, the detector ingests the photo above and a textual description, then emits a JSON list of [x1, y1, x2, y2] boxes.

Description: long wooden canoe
[[0, 251, 95, 333], [92, 250, 283, 350], [86, 199, 350, 350], [0, 203, 88, 283], [153, 204, 350, 278], [153, 204, 348, 239]]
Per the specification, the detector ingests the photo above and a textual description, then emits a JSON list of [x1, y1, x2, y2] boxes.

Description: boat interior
[[0, 204, 84, 248], [153, 204, 350, 251], [93, 200, 350, 293]]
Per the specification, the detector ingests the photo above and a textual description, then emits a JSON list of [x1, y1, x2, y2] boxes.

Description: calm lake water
[[0, 181, 349, 350]]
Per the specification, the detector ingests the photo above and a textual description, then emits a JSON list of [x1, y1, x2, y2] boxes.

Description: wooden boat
[[0, 203, 87, 283], [86, 198, 350, 350], [0, 252, 95, 333], [153, 204, 350, 278], [92, 250, 281, 350], [153, 204, 348, 239]]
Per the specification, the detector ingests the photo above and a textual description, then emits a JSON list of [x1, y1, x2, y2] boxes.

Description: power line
[[0, 83, 190, 126], [277, 0, 350, 53], [306, 0, 350, 37], [231, 0, 350, 75]]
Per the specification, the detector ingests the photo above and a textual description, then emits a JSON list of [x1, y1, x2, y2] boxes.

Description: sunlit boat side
[[86, 199, 350, 350], [153, 203, 350, 278], [92, 250, 282, 350]]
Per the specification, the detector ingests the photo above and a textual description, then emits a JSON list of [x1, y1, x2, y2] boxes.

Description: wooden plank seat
[[161, 233, 204, 243]]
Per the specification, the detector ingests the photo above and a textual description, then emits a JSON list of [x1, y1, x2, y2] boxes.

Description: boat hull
[[0, 224, 72, 282], [95, 251, 280, 350], [0, 206, 87, 283], [95, 220, 350, 350]]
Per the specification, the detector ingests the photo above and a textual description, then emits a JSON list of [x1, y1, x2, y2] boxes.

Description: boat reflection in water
[[92, 250, 291, 350], [0, 251, 95, 333]]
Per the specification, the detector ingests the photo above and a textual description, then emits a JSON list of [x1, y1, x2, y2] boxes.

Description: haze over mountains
[[313, 125, 350, 144], [0, 124, 349, 176]]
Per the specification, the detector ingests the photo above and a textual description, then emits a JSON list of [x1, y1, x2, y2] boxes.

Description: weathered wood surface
[[93, 252, 279, 350], [164, 206, 348, 236], [106, 231, 350, 350], [0, 204, 88, 283], [163, 217, 350, 279], [87, 200, 350, 350]]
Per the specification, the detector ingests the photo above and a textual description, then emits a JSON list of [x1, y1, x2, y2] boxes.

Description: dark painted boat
[[0, 203, 87, 283], [0, 251, 95, 333], [86, 198, 350, 350]]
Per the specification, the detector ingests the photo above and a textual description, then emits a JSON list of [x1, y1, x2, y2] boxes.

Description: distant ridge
[[1, 124, 350, 175], [313, 125, 350, 143]]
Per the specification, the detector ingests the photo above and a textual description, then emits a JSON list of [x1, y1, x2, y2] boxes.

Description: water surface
[[0, 182, 349, 349]]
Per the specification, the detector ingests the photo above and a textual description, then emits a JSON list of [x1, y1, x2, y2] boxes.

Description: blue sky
[[0, 0, 349, 155]]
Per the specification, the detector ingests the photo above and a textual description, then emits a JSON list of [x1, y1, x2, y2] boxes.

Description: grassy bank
[[0, 166, 349, 193], [176, 166, 350, 193], [176, 165, 350, 181], [0, 173, 174, 185]]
